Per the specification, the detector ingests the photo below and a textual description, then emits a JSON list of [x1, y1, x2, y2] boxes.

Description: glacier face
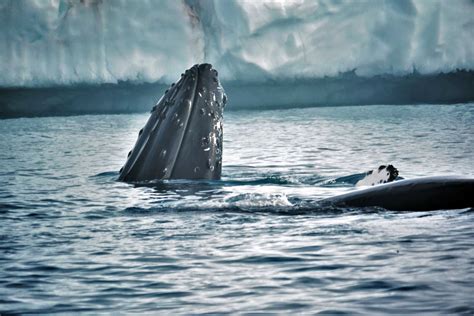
[[1, 0, 473, 87]]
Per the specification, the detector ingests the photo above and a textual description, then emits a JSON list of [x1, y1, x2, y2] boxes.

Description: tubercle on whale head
[[118, 63, 227, 182], [150, 64, 226, 113], [191, 63, 226, 109]]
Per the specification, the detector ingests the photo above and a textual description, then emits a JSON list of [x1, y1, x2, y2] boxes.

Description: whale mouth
[[119, 64, 226, 182]]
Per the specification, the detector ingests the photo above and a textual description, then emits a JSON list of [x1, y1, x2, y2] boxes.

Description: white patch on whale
[[356, 165, 399, 187]]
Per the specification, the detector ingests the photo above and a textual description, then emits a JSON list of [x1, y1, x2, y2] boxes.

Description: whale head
[[119, 63, 226, 182]]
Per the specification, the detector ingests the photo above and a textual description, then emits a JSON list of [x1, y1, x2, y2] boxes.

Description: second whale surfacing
[[322, 176, 474, 212], [119, 63, 226, 182]]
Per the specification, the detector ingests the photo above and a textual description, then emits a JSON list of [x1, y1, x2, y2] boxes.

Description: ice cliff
[[1, 0, 473, 88]]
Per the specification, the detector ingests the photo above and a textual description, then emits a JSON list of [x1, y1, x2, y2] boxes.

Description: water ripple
[[0, 105, 473, 314]]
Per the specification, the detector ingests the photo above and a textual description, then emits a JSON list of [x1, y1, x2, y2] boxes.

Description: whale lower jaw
[[322, 176, 474, 212], [119, 64, 226, 182]]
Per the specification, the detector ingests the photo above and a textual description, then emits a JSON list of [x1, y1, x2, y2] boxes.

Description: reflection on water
[[1, 104, 473, 314]]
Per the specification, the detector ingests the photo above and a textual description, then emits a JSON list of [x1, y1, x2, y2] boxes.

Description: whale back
[[323, 176, 474, 211]]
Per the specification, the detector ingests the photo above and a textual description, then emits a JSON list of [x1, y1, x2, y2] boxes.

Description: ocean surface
[[1, 104, 473, 314]]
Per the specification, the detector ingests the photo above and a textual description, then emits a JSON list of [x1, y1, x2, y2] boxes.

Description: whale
[[322, 176, 474, 211], [117, 65, 473, 211], [119, 63, 226, 182]]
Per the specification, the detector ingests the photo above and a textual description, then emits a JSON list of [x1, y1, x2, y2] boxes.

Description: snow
[[0, 0, 473, 87]]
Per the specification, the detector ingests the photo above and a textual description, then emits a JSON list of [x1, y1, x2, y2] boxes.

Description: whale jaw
[[119, 63, 226, 182]]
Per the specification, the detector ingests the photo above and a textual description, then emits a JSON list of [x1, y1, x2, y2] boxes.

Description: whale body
[[322, 176, 474, 211], [119, 64, 226, 182]]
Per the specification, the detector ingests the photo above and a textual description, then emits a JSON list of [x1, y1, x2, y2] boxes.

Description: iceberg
[[0, 0, 473, 116]]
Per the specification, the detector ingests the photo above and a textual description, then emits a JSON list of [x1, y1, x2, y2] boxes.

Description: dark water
[[1, 104, 473, 314]]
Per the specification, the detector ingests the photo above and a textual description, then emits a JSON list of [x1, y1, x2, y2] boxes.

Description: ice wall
[[0, 0, 201, 87], [0, 0, 473, 87]]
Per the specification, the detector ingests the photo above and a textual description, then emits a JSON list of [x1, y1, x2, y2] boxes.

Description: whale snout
[[192, 63, 226, 108], [119, 63, 226, 182]]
